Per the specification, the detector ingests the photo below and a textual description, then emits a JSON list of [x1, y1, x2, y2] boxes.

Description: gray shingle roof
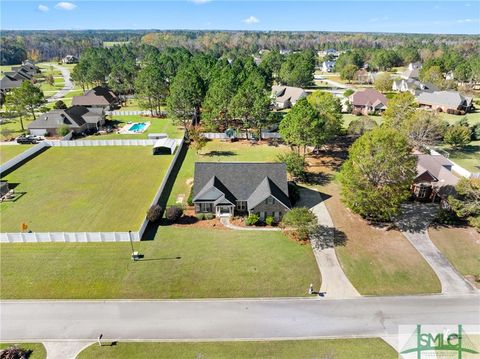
[[416, 91, 472, 110], [28, 105, 103, 129], [415, 154, 460, 190], [193, 162, 291, 209]]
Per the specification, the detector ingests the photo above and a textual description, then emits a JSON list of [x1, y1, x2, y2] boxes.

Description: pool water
[[129, 122, 147, 133]]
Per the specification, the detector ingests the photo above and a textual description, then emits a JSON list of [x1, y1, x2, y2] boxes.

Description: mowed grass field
[[429, 226, 480, 288], [439, 140, 480, 173], [84, 115, 184, 140], [0, 145, 33, 164], [0, 343, 46, 359], [0, 147, 172, 232], [168, 140, 290, 205], [0, 226, 320, 299], [78, 338, 396, 359]]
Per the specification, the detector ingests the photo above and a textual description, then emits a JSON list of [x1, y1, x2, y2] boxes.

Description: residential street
[[1, 295, 479, 341], [47, 64, 73, 103]]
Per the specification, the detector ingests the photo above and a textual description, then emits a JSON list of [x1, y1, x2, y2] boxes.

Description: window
[[265, 197, 276, 205], [236, 201, 247, 211], [200, 203, 213, 212], [417, 186, 428, 198]]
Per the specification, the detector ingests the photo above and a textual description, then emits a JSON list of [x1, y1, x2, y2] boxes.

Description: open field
[[0, 226, 320, 299], [78, 338, 396, 359], [0, 343, 46, 359], [429, 226, 480, 288], [305, 143, 441, 295], [441, 109, 480, 126], [84, 115, 184, 140], [0, 146, 172, 232], [438, 140, 480, 173], [0, 144, 33, 164], [168, 140, 290, 205]]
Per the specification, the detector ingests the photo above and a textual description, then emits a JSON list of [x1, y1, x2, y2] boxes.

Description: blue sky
[[1, 1, 479, 34]]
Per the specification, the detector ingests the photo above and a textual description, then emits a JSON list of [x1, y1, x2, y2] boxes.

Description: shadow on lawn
[[202, 150, 236, 157]]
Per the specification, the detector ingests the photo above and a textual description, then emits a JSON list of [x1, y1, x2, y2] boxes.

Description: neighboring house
[[28, 105, 105, 136], [72, 86, 119, 110], [401, 67, 420, 80], [392, 78, 437, 95], [192, 162, 291, 220], [62, 55, 79, 64], [349, 88, 388, 115], [408, 62, 422, 71], [271, 85, 307, 109], [413, 153, 459, 204], [353, 69, 374, 84], [321, 61, 335, 72], [0, 74, 23, 93], [416, 91, 473, 113]]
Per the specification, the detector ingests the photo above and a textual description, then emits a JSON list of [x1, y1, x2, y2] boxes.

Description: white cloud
[[38, 4, 49, 12], [243, 16, 259, 24], [457, 18, 478, 23], [191, 0, 211, 4], [55, 2, 77, 10]]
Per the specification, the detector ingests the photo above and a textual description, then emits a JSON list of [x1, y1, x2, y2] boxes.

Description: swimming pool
[[129, 122, 148, 133]]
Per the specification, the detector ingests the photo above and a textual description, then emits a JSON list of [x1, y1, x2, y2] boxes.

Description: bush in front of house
[[58, 124, 70, 137], [265, 215, 275, 226], [245, 213, 260, 226], [146, 204, 163, 223], [166, 206, 183, 222], [53, 100, 67, 109], [196, 213, 205, 220], [205, 213, 214, 220]]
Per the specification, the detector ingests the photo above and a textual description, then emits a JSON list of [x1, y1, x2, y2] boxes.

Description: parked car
[[16, 135, 38, 144]]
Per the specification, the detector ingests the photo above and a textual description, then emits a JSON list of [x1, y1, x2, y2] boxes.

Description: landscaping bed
[[0, 226, 320, 299], [0, 343, 46, 359], [77, 338, 396, 359], [0, 146, 172, 232]]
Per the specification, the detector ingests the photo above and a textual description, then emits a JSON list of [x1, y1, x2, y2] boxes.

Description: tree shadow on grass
[[202, 150, 236, 157], [310, 225, 348, 250]]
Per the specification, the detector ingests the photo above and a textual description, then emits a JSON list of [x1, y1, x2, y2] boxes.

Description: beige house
[[271, 85, 307, 109]]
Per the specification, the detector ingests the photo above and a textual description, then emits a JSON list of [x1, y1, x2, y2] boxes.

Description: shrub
[[265, 216, 275, 226], [444, 125, 471, 148], [277, 152, 306, 180], [283, 207, 317, 241], [196, 213, 205, 221], [58, 124, 70, 137], [434, 208, 460, 226], [0, 345, 31, 359], [187, 186, 194, 206], [166, 206, 183, 222], [205, 213, 214, 220], [146, 205, 163, 223], [53, 100, 67, 109], [472, 124, 480, 140], [245, 213, 260, 226], [347, 117, 378, 136], [343, 89, 354, 97]]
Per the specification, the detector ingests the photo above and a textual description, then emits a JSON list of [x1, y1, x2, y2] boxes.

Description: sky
[[0, 1, 479, 34]]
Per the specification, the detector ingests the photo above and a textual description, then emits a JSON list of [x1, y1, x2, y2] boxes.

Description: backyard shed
[[152, 138, 178, 155]]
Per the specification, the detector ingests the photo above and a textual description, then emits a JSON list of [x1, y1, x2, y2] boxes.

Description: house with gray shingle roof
[[392, 78, 437, 95], [72, 86, 119, 110], [28, 105, 105, 136], [192, 162, 291, 220], [271, 85, 307, 109], [416, 91, 473, 113]]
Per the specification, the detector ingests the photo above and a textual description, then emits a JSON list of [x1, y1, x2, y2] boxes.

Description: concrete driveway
[[47, 64, 73, 103], [395, 202, 477, 295], [297, 187, 360, 298]]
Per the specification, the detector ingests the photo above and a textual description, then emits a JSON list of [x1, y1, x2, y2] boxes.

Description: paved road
[[395, 203, 477, 295], [47, 64, 73, 103], [297, 187, 360, 299], [1, 295, 478, 341]]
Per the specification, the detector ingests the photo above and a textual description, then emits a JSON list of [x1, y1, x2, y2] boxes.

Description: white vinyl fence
[[0, 231, 139, 243], [1, 136, 186, 243], [430, 149, 477, 179], [0, 142, 49, 175], [203, 132, 281, 140], [47, 139, 158, 147], [107, 110, 168, 116]]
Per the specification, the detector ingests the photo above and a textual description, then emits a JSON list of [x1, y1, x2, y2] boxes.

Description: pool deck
[[119, 121, 151, 135]]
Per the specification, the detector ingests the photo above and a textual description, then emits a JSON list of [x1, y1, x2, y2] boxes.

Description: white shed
[[152, 138, 178, 155]]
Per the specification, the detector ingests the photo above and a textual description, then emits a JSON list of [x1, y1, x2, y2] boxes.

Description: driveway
[[1, 295, 478, 341], [47, 64, 73, 103], [297, 187, 360, 298], [395, 202, 477, 295]]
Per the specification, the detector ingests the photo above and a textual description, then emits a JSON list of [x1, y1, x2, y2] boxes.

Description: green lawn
[[0, 343, 46, 359], [84, 115, 184, 140], [0, 226, 320, 299], [0, 117, 33, 141], [437, 140, 480, 173], [0, 144, 33, 164], [78, 338, 396, 359], [342, 114, 383, 129], [429, 226, 480, 288], [440, 110, 480, 126], [168, 140, 290, 205], [0, 147, 172, 232]]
